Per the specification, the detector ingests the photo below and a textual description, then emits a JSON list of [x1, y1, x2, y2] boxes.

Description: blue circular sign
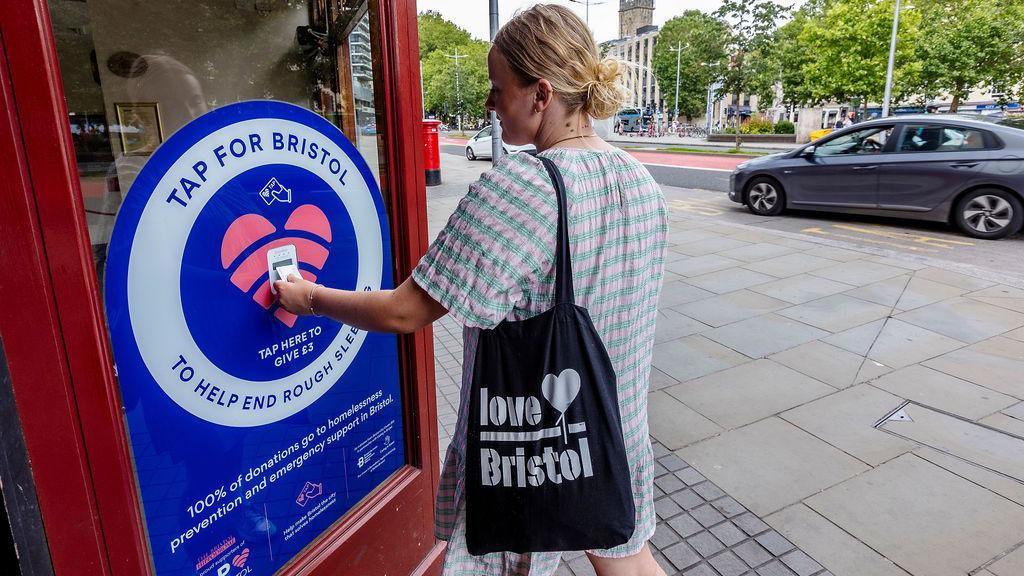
[[106, 101, 393, 427]]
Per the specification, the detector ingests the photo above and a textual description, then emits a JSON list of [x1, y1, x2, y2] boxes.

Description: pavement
[[426, 150, 1024, 576]]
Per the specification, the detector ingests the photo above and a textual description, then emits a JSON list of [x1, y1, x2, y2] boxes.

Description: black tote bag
[[465, 155, 636, 555]]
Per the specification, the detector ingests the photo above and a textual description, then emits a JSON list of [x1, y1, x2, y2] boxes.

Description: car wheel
[[954, 188, 1023, 240], [466, 146, 476, 160], [745, 177, 786, 216]]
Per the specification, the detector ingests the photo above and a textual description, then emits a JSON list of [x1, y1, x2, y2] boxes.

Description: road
[[437, 140, 1024, 281]]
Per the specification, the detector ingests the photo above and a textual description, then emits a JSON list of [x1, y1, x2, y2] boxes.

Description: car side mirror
[[802, 145, 817, 157]]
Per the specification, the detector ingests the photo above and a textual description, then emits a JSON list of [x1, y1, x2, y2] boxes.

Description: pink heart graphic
[[221, 204, 332, 327]]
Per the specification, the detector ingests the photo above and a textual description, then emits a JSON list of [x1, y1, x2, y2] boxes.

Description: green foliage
[[773, 119, 795, 134], [418, 12, 489, 124], [915, 0, 1024, 111], [418, 11, 471, 59], [651, 11, 729, 120], [715, 0, 790, 144], [797, 0, 922, 110], [420, 39, 490, 124]]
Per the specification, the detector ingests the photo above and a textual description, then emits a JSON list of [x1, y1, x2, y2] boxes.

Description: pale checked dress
[[412, 147, 668, 575]]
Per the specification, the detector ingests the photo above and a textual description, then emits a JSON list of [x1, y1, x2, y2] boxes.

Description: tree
[[915, 0, 1024, 112], [798, 0, 922, 117], [651, 11, 729, 122], [716, 0, 789, 147], [421, 39, 490, 129], [418, 11, 472, 59]]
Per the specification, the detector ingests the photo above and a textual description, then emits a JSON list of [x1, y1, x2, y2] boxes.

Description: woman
[[276, 5, 668, 575]]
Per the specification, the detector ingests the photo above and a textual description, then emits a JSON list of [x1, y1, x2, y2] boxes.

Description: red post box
[[422, 119, 442, 186]]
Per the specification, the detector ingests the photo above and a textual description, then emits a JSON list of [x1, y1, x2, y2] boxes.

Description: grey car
[[728, 115, 1024, 239]]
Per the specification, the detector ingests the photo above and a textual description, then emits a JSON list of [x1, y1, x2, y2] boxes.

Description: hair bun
[[596, 58, 622, 84], [584, 58, 628, 120]]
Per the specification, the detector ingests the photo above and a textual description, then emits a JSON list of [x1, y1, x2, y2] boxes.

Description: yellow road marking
[[831, 224, 974, 248], [802, 227, 939, 253], [667, 198, 723, 216]]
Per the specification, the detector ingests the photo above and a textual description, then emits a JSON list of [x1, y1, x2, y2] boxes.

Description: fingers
[[273, 280, 287, 295], [286, 273, 299, 282]]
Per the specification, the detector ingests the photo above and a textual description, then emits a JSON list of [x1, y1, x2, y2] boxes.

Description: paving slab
[[667, 254, 746, 278], [705, 314, 829, 359], [769, 341, 890, 389], [870, 365, 1017, 420], [803, 246, 867, 262], [765, 504, 911, 576], [649, 367, 681, 391], [718, 242, 798, 263], [667, 359, 835, 429], [776, 294, 891, 333], [673, 236, 752, 257], [914, 446, 1024, 507], [844, 275, 967, 311], [805, 454, 1024, 576], [678, 417, 869, 517], [923, 336, 1024, 398], [980, 412, 1024, 438], [965, 284, 1024, 314], [653, 335, 751, 383], [781, 384, 915, 466], [823, 318, 965, 370], [655, 308, 712, 344], [864, 255, 928, 271], [988, 545, 1024, 576], [748, 274, 857, 305], [675, 290, 790, 328], [659, 279, 716, 309], [896, 297, 1024, 344], [808, 260, 909, 286], [1006, 326, 1024, 343], [912, 266, 996, 291], [878, 402, 1024, 481], [744, 253, 838, 278], [686, 267, 778, 294], [669, 228, 725, 245], [648, 390, 724, 450]]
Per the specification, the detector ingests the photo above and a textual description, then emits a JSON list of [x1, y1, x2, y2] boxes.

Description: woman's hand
[[274, 274, 316, 316]]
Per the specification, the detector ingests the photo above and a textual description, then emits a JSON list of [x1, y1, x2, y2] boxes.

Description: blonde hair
[[493, 4, 628, 120]]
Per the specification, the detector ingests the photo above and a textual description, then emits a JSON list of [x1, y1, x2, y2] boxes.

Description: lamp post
[[567, 0, 605, 26], [669, 42, 683, 127], [446, 47, 467, 134], [882, 0, 902, 117], [489, 0, 502, 163]]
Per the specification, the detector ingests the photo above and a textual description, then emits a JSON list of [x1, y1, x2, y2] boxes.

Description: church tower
[[619, 0, 654, 38]]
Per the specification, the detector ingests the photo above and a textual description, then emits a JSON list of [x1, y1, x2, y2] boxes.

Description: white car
[[465, 125, 535, 160]]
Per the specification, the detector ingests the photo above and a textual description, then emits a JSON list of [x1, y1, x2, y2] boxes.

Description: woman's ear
[[535, 79, 554, 112]]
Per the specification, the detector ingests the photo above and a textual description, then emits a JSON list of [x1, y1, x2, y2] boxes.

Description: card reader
[[267, 245, 302, 294]]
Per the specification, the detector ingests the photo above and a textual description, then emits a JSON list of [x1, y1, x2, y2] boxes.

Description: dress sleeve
[[412, 153, 555, 329]]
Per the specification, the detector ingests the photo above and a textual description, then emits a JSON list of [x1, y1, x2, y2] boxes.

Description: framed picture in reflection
[[115, 102, 164, 156]]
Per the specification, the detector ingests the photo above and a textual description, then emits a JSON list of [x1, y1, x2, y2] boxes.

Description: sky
[[415, 0, 726, 45]]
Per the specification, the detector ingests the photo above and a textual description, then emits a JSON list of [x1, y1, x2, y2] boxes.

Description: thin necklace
[[546, 132, 598, 149]]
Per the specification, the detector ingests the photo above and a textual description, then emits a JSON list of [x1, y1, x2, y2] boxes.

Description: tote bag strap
[[536, 155, 575, 306]]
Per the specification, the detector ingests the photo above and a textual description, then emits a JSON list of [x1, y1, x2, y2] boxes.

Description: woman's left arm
[[273, 275, 448, 334]]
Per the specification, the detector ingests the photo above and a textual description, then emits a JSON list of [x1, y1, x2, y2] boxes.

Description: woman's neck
[[534, 111, 596, 152]]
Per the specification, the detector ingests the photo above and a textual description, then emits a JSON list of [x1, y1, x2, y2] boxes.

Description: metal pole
[[568, 0, 605, 27], [882, 0, 901, 117], [670, 42, 683, 127], [490, 0, 502, 163], [446, 48, 467, 134]]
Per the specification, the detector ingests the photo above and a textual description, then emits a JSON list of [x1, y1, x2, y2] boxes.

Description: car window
[[898, 125, 990, 152], [815, 126, 894, 156], [477, 126, 492, 139]]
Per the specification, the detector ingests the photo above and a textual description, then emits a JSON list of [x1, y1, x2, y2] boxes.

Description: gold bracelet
[[309, 283, 323, 317]]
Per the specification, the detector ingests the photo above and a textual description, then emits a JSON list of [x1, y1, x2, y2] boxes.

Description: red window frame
[[0, 0, 444, 574]]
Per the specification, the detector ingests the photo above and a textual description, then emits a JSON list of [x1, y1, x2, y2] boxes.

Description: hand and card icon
[[259, 177, 292, 205]]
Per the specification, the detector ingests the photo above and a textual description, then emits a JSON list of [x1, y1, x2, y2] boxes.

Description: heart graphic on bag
[[542, 368, 581, 441]]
